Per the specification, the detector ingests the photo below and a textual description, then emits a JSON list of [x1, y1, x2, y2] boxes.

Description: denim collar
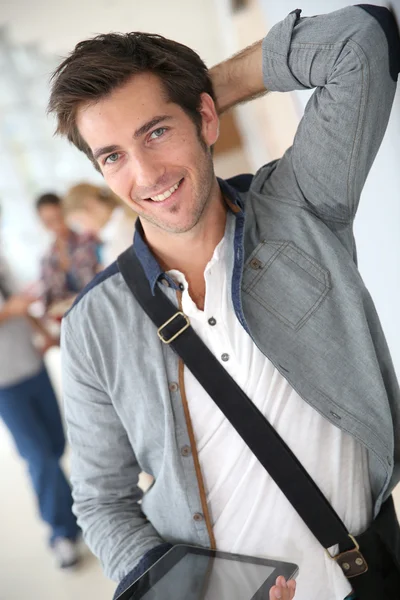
[[133, 177, 245, 294]]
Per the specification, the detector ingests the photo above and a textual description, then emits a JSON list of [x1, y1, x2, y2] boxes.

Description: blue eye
[[104, 152, 119, 164], [150, 127, 166, 140]]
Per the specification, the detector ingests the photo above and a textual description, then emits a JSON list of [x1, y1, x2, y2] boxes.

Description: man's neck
[[141, 183, 227, 310]]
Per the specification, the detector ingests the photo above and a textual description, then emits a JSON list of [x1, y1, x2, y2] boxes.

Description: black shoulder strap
[[118, 246, 354, 552]]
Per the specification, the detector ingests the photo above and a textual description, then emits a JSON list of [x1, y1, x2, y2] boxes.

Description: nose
[[130, 150, 165, 199]]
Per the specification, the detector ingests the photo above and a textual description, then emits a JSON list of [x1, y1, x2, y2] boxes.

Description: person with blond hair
[[64, 183, 136, 267]]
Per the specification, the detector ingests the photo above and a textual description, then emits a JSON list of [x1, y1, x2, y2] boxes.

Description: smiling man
[[78, 70, 224, 301], [49, 6, 400, 600]]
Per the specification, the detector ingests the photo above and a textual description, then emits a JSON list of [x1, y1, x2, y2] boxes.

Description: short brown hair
[[48, 32, 215, 169], [36, 193, 61, 212]]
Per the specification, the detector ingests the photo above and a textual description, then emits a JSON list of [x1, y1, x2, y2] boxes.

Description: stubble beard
[[138, 143, 215, 235]]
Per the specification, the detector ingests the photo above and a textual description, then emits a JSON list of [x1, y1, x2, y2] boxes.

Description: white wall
[[0, 0, 225, 64], [214, 0, 300, 169], [260, 0, 400, 375]]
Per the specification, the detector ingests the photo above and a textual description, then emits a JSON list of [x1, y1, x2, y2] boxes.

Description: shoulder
[[226, 173, 254, 193], [65, 260, 120, 318], [61, 258, 146, 368]]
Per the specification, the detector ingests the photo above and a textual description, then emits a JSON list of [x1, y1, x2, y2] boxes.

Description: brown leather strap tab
[[335, 548, 368, 579], [178, 358, 216, 549]]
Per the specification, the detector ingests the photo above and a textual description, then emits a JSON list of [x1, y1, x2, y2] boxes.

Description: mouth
[[145, 178, 184, 203]]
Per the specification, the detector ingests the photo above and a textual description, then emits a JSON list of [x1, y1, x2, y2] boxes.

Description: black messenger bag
[[118, 246, 400, 600]]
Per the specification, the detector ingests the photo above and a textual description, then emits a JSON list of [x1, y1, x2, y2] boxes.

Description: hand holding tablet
[[269, 576, 296, 600]]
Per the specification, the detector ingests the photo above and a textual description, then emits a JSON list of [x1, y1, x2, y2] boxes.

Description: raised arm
[[210, 38, 265, 114], [211, 5, 400, 222], [61, 321, 164, 581]]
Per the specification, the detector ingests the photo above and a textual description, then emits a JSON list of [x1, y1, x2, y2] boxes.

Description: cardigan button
[[193, 513, 204, 522], [250, 258, 263, 270]]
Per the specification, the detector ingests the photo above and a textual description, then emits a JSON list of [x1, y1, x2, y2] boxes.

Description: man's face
[[76, 73, 219, 237], [38, 204, 69, 237]]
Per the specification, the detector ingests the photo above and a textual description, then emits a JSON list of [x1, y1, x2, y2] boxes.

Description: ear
[[199, 92, 220, 146]]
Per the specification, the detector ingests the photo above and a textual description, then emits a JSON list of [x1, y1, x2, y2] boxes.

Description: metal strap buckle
[[326, 534, 368, 579], [157, 311, 190, 344]]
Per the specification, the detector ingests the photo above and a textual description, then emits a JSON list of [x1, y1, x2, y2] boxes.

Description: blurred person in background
[[36, 193, 100, 318], [0, 253, 81, 569], [64, 183, 136, 267]]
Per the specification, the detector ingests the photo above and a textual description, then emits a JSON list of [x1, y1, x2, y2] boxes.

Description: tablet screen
[[119, 545, 298, 600], [141, 553, 275, 600]]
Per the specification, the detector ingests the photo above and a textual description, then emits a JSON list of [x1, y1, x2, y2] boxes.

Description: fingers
[[287, 579, 296, 598], [269, 576, 297, 600]]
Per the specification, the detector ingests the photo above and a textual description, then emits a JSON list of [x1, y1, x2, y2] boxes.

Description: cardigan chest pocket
[[242, 241, 331, 331]]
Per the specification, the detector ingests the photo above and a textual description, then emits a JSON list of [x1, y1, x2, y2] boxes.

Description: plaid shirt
[[41, 230, 99, 307]]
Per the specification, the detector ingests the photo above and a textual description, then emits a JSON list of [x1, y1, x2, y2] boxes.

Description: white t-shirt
[[168, 215, 372, 600]]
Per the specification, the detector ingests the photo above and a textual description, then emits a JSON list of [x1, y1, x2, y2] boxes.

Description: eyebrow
[[92, 115, 172, 162], [134, 115, 172, 139]]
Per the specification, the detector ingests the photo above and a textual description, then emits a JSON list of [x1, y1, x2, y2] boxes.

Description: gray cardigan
[[61, 6, 400, 582]]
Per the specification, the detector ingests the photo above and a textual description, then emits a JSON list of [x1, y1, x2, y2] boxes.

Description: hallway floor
[[0, 422, 116, 600]]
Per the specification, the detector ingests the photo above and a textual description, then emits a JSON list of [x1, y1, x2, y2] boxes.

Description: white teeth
[[150, 180, 180, 202]]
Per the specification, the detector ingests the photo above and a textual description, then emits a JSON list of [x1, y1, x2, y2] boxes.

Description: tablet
[[116, 545, 298, 600]]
